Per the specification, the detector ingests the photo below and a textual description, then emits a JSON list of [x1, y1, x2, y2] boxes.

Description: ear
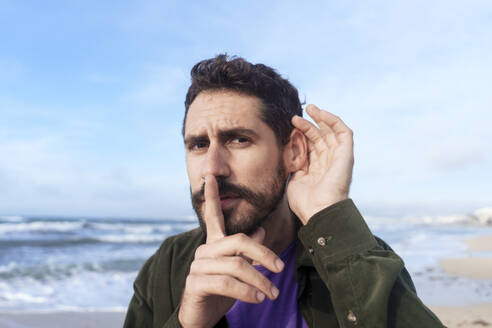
[[282, 128, 308, 173]]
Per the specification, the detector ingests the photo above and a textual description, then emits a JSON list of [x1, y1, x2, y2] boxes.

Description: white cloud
[[0, 136, 191, 218]]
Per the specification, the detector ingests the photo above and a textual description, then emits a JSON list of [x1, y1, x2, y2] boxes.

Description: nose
[[200, 144, 230, 180]]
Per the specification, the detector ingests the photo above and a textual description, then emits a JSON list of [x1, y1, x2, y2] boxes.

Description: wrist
[[298, 196, 349, 225]]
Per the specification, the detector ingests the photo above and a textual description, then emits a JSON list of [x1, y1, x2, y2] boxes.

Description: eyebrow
[[184, 127, 260, 145]]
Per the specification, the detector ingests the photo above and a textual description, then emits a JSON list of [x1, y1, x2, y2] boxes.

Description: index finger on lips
[[196, 233, 285, 273], [204, 175, 226, 243]]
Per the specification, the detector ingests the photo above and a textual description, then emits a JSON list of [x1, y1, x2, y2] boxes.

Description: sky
[[1, 0, 491, 219]]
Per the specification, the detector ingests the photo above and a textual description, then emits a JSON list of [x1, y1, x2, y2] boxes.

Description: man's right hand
[[178, 175, 284, 328]]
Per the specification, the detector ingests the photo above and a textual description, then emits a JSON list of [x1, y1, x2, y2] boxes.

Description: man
[[124, 55, 444, 327]]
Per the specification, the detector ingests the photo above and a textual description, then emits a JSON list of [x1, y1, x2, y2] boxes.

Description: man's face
[[184, 90, 288, 235]]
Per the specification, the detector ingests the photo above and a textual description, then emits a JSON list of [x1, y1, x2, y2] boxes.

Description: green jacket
[[124, 199, 444, 327]]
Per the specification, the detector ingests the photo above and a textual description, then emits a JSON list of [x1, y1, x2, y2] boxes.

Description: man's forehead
[[184, 91, 264, 136]]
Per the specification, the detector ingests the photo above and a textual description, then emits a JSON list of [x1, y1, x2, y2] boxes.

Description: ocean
[[1, 210, 491, 312]]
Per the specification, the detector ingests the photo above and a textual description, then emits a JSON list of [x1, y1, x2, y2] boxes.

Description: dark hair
[[183, 54, 303, 145]]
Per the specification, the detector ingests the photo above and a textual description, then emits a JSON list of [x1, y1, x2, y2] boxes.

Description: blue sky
[[1, 0, 491, 218]]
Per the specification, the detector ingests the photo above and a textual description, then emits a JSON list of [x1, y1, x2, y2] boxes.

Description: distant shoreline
[[0, 311, 126, 328], [1, 304, 491, 328]]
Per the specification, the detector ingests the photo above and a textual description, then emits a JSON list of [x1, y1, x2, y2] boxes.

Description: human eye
[[187, 140, 209, 152], [229, 136, 251, 146]]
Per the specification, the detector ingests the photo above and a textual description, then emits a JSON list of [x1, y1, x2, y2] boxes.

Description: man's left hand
[[287, 104, 354, 225]]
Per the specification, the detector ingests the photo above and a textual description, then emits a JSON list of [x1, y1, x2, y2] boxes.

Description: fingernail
[[256, 291, 265, 302], [275, 259, 284, 271], [271, 286, 279, 299]]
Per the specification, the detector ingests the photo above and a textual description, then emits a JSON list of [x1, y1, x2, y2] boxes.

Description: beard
[[191, 161, 287, 236]]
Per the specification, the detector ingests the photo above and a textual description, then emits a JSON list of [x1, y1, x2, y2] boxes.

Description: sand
[[0, 311, 125, 328], [439, 234, 492, 280], [465, 235, 492, 252], [434, 234, 492, 327], [1, 307, 491, 328], [431, 304, 492, 328], [440, 258, 492, 280]]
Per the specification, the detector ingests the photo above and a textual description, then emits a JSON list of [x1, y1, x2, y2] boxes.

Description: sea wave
[[84, 222, 163, 233], [0, 259, 144, 280], [367, 207, 492, 227], [1, 291, 48, 304], [0, 220, 197, 235], [0, 262, 17, 273], [0, 217, 200, 311], [473, 207, 492, 225], [84, 222, 197, 234], [96, 234, 166, 243], [0, 216, 24, 223], [0, 271, 137, 311], [0, 221, 85, 234], [0, 235, 167, 247]]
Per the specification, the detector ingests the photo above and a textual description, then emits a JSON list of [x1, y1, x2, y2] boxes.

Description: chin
[[223, 206, 271, 236]]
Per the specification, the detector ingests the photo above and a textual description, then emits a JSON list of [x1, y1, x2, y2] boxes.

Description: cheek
[[234, 153, 281, 184]]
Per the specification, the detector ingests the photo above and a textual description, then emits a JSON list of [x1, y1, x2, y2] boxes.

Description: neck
[[256, 195, 298, 260]]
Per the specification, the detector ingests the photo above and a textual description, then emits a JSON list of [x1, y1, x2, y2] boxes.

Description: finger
[[291, 115, 322, 144], [304, 106, 338, 149], [204, 175, 226, 242], [304, 105, 329, 130], [195, 233, 284, 273], [292, 115, 335, 155], [186, 274, 267, 304], [241, 227, 265, 263], [306, 105, 353, 143], [305, 104, 336, 134], [190, 257, 279, 300]]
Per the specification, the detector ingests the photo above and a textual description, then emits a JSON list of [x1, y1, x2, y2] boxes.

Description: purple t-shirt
[[225, 240, 308, 328]]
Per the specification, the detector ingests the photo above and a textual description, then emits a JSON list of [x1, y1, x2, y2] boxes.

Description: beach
[[431, 304, 492, 328], [1, 306, 491, 328], [440, 234, 492, 280], [0, 311, 125, 328], [1, 215, 491, 327], [433, 233, 492, 327], [1, 302, 491, 328]]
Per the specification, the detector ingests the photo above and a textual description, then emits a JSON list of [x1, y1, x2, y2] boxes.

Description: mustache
[[191, 177, 264, 209]]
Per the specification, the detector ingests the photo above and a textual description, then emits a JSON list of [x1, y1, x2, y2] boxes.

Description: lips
[[219, 193, 238, 201], [196, 193, 239, 203], [219, 194, 240, 209]]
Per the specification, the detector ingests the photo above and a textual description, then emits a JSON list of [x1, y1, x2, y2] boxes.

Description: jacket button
[[317, 237, 327, 246], [347, 310, 357, 324], [308, 247, 314, 254]]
